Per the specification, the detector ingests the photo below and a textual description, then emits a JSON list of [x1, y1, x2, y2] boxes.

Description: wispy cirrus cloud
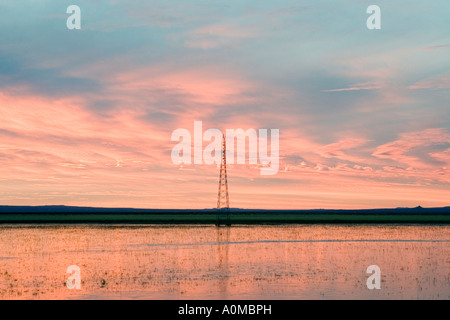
[[424, 44, 450, 50], [408, 72, 450, 90], [316, 137, 368, 162], [322, 82, 382, 93], [373, 128, 450, 168]]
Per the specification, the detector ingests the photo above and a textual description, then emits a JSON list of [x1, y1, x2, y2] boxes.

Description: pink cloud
[[1, 68, 449, 209], [430, 148, 450, 166], [408, 72, 450, 90], [373, 128, 450, 169], [316, 137, 368, 162], [108, 65, 256, 107]]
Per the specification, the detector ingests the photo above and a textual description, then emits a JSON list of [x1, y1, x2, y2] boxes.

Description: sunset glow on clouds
[[0, 1, 449, 209]]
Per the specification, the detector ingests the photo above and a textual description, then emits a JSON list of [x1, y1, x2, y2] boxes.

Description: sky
[[0, 0, 449, 209]]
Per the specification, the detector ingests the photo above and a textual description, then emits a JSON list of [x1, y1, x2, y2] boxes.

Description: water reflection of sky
[[0, 225, 448, 300]]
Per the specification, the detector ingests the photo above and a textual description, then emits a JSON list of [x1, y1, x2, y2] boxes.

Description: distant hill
[[0, 205, 449, 224], [0, 205, 449, 215]]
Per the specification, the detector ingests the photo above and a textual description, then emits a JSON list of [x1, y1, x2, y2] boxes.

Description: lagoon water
[[0, 225, 448, 300]]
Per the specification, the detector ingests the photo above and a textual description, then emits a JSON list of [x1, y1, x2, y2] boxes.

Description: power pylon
[[216, 133, 230, 226]]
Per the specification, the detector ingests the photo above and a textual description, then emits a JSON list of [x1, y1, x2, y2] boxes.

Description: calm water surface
[[0, 225, 448, 300]]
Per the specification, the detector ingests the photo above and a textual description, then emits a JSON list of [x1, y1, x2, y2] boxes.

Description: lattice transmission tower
[[216, 133, 230, 226]]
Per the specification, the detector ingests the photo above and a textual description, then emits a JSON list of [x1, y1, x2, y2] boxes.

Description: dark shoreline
[[0, 205, 449, 224]]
